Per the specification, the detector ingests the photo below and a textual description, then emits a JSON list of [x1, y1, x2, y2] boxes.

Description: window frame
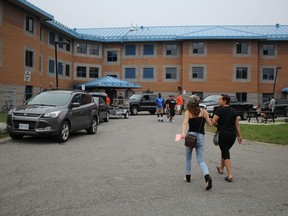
[[25, 16, 34, 33], [25, 50, 33, 68]]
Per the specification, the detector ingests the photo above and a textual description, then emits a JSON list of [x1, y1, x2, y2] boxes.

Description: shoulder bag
[[185, 111, 204, 149]]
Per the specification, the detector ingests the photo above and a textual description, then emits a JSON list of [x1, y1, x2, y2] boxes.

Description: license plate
[[19, 123, 29, 130]]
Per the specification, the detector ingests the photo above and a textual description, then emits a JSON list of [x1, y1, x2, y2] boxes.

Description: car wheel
[[124, 111, 129, 119], [57, 121, 70, 142], [87, 117, 97, 134], [9, 133, 23, 140], [285, 109, 288, 117], [131, 106, 138, 115], [241, 110, 249, 120], [104, 113, 109, 122]]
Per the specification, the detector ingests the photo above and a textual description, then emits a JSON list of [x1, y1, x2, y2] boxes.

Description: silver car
[[6, 90, 99, 142]]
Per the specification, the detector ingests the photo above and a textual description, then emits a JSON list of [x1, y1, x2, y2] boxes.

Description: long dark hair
[[187, 95, 200, 117]]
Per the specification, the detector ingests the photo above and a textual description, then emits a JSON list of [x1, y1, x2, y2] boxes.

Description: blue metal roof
[[77, 76, 142, 89], [15, 1, 288, 42], [75, 25, 288, 42]]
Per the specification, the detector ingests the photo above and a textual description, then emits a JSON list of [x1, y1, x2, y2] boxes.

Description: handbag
[[213, 131, 220, 146], [185, 112, 204, 149], [185, 134, 197, 148], [213, 108, 232, 146]]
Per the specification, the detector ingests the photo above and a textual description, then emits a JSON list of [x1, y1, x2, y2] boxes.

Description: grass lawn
[[206, 121, 288, 145]]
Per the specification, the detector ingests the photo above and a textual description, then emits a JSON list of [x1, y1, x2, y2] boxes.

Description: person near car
[[165, 95, 171, 122], [180, 95, 213, 190], [176, 92, 184, 115], [106, 96, 110, 105], [155, 93, 164, 122], [211, 94, 243, 183], [167, 95, 177, 122], [269, 95, 275, 112]]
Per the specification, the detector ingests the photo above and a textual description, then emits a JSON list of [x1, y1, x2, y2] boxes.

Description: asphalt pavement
[[0, 113, 287, 216]]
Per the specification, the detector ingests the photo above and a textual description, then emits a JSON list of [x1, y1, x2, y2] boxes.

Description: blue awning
[[76, 76, 142, 89], [282, 87, 288, 93]]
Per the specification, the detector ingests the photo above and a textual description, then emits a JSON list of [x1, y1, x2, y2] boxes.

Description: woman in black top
[[212, 94, 242, 182], [181, 95, 213, 190]]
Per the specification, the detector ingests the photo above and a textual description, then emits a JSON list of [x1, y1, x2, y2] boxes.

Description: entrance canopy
[[76, 76, 142, 90]]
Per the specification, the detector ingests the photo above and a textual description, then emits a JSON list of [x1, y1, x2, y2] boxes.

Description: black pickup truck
[[199, 95, 253, 120], [129, 93, 157, 115]]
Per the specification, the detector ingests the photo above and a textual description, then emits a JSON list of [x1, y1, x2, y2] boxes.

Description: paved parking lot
[[0, 113, 288, 216]]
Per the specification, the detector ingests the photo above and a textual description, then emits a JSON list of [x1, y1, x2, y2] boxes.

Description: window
[[262, 93, 272, 103], [49, 32, 55, 45], [192, 67, 204, 79], [89, 44, 99, 55], [192, 42, 204, 54], [66, 40, 71, 52], [143, 44, 154, 55], [236, 42, 248, 54], [58, 62, 63, 75], [77, 43, 87, 54], [236, 67, 248, 79], [58, 35, 64, 49], [125, 68, 136, 79], [165, 68, 177, 79], [262, 68, 274, 80], [77, 66, 87, 78], [143, 68, 154, 79], [125, 44, 136, 56], [107, 51, 118, 62], [89, 67, 99, 78], [25, 50, 33, 67], [236, 93, 247, 102], [65, 64, 70, 76], [49, 60, 54, 73], [262, 44, 275, 56], [166, 44, 177, 55], [25, 86, 33, 101], [26, 16, 34, 33]]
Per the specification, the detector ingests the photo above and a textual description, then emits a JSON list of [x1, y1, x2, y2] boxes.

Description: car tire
[[285, 109, 288, 117], [9, 133, 23, 140], [124, 111, 129, 119], [104, 113, 109, 122], [57, 121, 70, 142], [241, 110, 249, 120], [87, 117, 97, 134], [131, 106, 138, 115]]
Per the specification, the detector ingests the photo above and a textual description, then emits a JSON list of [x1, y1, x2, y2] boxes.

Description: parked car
[[199, 95, 253, 120], [129, 93, 157, 115], [260, 99, 288, 117], [89, 92, 109, 123], [6, 90, 99, 142]]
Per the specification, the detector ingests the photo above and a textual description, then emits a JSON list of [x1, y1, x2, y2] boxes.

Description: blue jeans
[[185, 132, 209, 176]]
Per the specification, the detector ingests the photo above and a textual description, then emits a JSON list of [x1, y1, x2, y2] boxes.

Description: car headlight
[[43, 111, 61, 118], [206, 106, 214, 112], [8, 108, 16, 115]]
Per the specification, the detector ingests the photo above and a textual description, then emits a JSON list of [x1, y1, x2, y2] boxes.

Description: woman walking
[[212, 94, 243, 182], [181, 95, 213, 190]]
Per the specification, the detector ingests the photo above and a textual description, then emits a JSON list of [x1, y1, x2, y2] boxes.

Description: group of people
[[155, 93, 184, 123], [180, 94, 242, 191]]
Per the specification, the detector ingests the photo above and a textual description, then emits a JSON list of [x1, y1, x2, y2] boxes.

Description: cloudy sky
[[28, 0, 287, 28]]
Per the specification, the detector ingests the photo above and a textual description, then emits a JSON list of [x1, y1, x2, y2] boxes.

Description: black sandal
[[217, 166, 223, 174], [225, 176, 233, 182]]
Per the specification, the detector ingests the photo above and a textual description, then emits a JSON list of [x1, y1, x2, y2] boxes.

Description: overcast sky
[[28, 0, 288, 28]]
